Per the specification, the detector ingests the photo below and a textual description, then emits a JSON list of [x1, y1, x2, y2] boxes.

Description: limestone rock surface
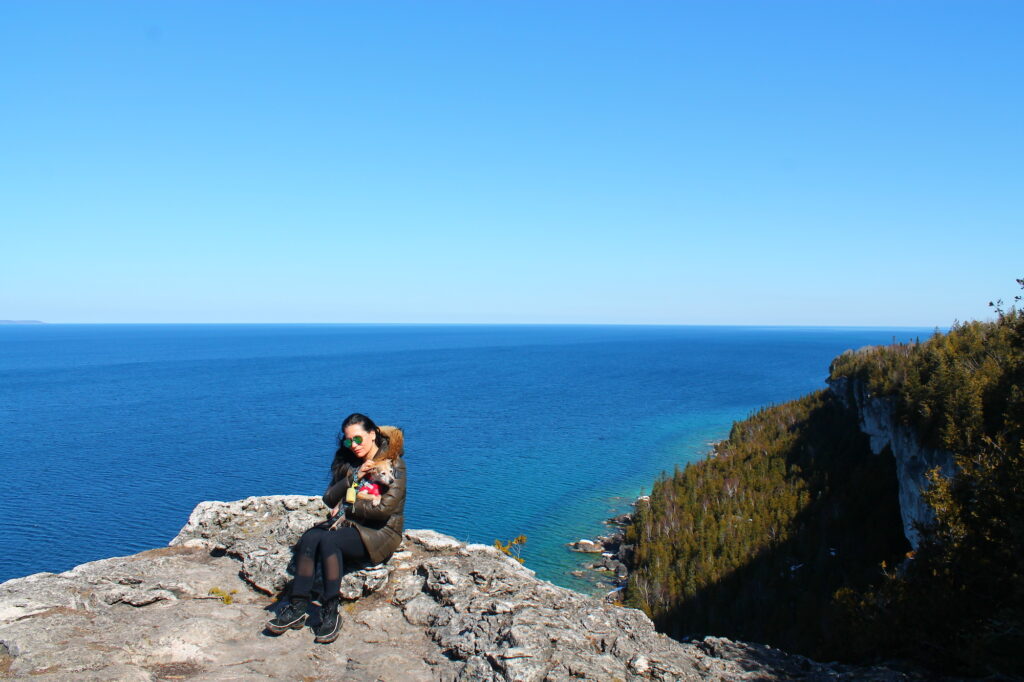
[[1, 497, 914, 680], [168, 495, 391, 599], [829, 376, 957, 548]]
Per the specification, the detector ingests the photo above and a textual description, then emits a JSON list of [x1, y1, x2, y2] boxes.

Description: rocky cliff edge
[[828, 376, 957, 549], [1, 495, 909, 680]]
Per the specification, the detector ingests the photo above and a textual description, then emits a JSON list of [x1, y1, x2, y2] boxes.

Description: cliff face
[[0, 496, 910, 681], [828, 377, 956, 549]]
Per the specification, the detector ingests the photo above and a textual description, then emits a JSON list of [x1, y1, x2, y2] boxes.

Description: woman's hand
[[358, 460, 375, 477]]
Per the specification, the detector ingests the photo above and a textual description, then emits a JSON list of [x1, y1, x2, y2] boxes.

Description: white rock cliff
[[829, 376, 957, 549]]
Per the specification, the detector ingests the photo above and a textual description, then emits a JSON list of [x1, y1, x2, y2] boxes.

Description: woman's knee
[[320, 528, 366, 559], [316, 533, 345, 558], [297, 527, 327, 557]]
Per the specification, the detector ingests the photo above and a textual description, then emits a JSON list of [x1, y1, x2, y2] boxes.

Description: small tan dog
[[356, 458, 396, 506]]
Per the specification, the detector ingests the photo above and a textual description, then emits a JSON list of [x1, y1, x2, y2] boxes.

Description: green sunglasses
[[342, 435, 364, 448]]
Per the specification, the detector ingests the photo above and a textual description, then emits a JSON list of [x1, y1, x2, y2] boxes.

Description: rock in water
[[0, 496, 912, 680], [567, 538, 604, 553]]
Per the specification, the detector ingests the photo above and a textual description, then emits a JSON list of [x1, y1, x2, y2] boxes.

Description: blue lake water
[[0, 324, 932, 590]]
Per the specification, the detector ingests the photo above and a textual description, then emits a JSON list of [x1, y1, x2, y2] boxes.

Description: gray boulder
[[170, 494, 391, 598], [566, 539, 604, 553]]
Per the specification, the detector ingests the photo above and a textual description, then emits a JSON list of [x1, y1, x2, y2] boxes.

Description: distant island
[[0, 320, 45, 324]]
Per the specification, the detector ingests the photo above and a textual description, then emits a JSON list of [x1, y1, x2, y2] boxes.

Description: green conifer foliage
[[629, 280, 1024, 676], [625, 390, 908, 659], [829, 302, 1024, 676]]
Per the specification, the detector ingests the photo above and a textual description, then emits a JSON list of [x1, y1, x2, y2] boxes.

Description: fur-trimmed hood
[[377, 425, 405, 461], [330, 424, 404, 483]]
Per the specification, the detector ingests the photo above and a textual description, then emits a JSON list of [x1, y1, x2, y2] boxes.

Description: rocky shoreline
[[568, 442, 727, 599], [567, 496, 648, 601]]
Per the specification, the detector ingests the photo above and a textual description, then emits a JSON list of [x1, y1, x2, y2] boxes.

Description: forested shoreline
[[624, 390, 908, 660], [626, 284, 1024, 677]]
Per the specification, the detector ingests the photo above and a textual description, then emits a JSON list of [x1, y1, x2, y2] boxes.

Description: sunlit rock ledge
[[0, 495, 910, 680]]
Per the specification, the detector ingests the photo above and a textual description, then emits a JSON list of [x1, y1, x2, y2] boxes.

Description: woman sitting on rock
[[266, 413, 406, 644]]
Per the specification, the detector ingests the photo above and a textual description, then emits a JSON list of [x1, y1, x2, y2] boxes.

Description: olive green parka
[[322, 425, 406, 565]]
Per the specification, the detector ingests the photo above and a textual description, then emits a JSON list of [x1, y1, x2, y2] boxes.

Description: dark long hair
[[329, 412, 390, 484]]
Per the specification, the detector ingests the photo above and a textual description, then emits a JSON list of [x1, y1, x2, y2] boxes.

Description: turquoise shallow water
[[0, 324, 931, 589]]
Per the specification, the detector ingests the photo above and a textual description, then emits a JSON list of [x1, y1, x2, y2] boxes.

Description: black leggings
[[290, 525, 367, 602]]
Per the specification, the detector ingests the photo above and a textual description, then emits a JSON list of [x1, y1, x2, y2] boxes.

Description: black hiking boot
[[265, 597, 309, 635], [314, 597, 341, 644]]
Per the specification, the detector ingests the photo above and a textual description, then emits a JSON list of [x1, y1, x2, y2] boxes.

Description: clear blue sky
[[2, 1, 1021, 325]]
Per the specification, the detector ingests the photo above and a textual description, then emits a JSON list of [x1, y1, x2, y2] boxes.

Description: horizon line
[[0, 320, 949, 330]]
